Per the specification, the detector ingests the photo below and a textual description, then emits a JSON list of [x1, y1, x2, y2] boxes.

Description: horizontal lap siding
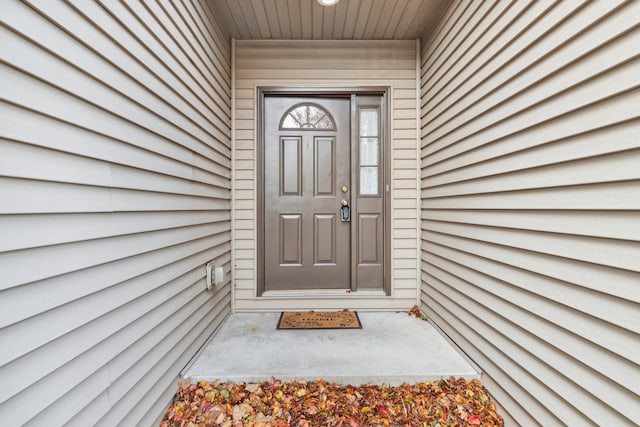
[[420, 1, 640, 426], [234, 40, 419, 311], [0, 1, 231, 426]]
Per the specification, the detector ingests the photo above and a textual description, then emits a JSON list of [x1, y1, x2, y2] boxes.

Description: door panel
[[314, 137, 335, 196], [264, 97, 351, 291], [280, 137, 301, 196], [314, 214, 336, 264], [358, 213, 380, 263], [280, 214, 302, 264]]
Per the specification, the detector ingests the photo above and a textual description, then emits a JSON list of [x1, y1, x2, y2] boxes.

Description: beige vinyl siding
[[420, 1, 640, 426], [234, 39, 419, 311], [0, 1, 231, 426]]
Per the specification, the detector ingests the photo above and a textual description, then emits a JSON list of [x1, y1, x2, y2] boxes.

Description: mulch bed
[[160, 377, 503, 427]]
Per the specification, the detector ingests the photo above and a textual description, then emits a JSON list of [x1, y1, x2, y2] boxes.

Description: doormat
[[277, 311, 362, 329]]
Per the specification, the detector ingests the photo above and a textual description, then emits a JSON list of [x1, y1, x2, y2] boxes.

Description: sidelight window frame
[[357, 106, 381, 196]]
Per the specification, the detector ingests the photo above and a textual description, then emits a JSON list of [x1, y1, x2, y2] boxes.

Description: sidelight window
[[358, 107, 380, 195]]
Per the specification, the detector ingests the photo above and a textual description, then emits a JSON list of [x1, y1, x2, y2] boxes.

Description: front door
[[264, 97, 351, 290], [262, 94, 386, 293]]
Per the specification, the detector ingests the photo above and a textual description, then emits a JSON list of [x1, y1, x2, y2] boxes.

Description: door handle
[[340, 200, 351, 222]]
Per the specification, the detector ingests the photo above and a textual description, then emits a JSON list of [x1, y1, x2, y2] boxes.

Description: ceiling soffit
[[210, 0, 450, 41]]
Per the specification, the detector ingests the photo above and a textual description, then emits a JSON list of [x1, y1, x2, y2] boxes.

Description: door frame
[[256, 86, 392, 297]]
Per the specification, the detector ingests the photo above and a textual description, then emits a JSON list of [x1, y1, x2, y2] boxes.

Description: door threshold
[[261, 289, 387, 299]]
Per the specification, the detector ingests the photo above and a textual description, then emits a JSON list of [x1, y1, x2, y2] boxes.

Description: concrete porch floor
[[184, 312, 480, 385]]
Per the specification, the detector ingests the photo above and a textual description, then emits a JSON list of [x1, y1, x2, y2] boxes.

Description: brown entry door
[[264, 97, 351, 290]]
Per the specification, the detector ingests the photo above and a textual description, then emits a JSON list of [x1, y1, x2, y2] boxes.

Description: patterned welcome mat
[[277, 311, 362, 329]]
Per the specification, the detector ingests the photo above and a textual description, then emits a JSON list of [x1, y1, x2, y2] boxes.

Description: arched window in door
[[279, 103, 336, 130]]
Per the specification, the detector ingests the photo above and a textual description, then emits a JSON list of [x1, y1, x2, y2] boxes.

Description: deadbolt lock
[[340, 202, 351, 222], [341, 186, 348, 193]]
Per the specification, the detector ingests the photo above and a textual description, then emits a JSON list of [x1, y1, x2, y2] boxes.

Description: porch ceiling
[[209, 0, 449, 40]]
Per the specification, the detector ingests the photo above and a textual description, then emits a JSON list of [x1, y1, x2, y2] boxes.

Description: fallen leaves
[[160, 377, 503, 427], [407, 305, 428, 321], [468, 414, 481, 425]]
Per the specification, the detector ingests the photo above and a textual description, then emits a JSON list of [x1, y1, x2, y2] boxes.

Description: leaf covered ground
[[160, 377, 503, 427]]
